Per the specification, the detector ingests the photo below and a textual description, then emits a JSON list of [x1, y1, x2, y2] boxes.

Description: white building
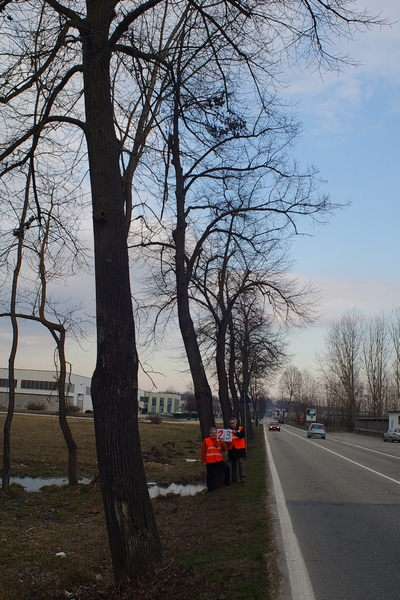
[[0, 368, 182, 415], [139, 391, 182, 415], [0, 367, 93, 412], [387, 411, 400, 430]]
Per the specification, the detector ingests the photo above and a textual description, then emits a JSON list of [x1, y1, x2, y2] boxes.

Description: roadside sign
[[217, 428, 233, 442], [306, 408, 316, 422]]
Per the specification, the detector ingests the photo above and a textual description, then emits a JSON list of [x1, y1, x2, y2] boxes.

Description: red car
[[269, 421, 280, 431]]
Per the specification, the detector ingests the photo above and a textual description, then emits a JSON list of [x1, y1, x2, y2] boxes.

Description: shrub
[[66, 404, 81, 414], [26, 401, 46, 411], [147, 414, 162, 424]]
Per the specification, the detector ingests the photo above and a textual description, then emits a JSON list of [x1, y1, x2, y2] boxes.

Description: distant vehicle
[[383, 428, 400, 442], [269, 422, 280, 431], [278, 418, 284, 424], [307, 423, 326, 439]]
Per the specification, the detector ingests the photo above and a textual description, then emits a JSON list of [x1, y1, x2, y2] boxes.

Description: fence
[[354, 416, 388, 436]]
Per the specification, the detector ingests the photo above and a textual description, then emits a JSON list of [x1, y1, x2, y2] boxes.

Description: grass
[[0, 413, 281, 599]]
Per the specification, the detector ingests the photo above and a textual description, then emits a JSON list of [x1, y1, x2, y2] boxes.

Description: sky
[[279, 0, 400, 384], [1, 0, 400, 395]]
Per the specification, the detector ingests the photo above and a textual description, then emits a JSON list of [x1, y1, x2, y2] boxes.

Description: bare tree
[[181, 390, 197, 413], [279, 365, 302, 421], [190, 190, 319, 424], [134, 26, 333, 436], [387, 309, 400, 410], [1, 174, 90, 488], [362, 315, 390, 417], [128, 0, 383, 443], [323, 373, 347, 427], [0, 1, 166, 581], [318, 310, 364, 431], [229, 293, 287, 426], [0, 0, 383, 584], [1, 169, 33, 491], [299, 369, 320, 420]]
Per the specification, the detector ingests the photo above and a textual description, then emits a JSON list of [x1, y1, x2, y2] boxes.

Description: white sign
[[306, 408, 316, 422], [217, 428, 233, 442]]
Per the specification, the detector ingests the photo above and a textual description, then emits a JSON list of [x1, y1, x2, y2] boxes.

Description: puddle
[[1, 476, 91, 491], [147, 482, 206, 498], [1, 476, 206, 496]]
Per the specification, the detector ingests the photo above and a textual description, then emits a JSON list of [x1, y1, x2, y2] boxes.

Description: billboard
[[306, 408, 317, 422]]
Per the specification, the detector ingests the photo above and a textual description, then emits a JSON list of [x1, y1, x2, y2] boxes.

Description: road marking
[[283, 427, 400, 485], [263, 425, 316, 600], [328, 436, 400, 460]]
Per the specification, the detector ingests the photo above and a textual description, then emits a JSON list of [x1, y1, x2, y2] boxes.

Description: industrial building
[[0, 367, 93, 412], [0, 368, 182, 415]]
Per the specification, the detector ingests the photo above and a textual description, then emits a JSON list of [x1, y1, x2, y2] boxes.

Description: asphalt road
[[265, 424, 400, 600]]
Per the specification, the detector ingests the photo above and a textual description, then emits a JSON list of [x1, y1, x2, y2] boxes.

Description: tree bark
[[174, 258, 216, 439], [170, 100, 215, 438], [215, 321, 233, 426], [3, 349, 16, 491], [37, 212, 79, 487], [228, 314, 240, 420], [81, 5, 163, 583], [56, 329, 78, 486], [2, 188, 29, 491]]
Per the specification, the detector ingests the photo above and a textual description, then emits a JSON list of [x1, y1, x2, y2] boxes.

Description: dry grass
[[1, 413, 205, 484], [0, 413, 281, 600]]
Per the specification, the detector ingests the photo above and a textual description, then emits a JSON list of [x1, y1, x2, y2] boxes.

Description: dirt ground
[[0, 416, 281, 600]]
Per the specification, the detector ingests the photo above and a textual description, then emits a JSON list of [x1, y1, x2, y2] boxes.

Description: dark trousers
[[230, 457, 246, 482], [206, 460, 230, 491]]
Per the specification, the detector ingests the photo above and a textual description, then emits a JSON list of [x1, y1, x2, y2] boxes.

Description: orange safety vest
[[202, 437, 224, 463], [228, 426, 246, 450]]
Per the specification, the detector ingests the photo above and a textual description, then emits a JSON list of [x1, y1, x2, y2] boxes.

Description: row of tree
[[0, 0, 383, 588], [279, 309, 400, 431]]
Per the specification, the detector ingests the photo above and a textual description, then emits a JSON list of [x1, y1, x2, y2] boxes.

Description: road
[[264, 423, 400, 600]]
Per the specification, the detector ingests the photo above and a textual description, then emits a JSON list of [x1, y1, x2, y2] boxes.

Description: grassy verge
[[0, 414, 281, 599]]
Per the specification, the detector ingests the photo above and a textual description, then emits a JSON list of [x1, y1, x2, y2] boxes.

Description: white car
[[307, 423, 326, 439], [383, 428, 400, 442]]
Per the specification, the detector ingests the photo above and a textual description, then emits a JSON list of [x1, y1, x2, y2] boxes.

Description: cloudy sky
[[1, 0, 399, 395], [280, 0, 400, 383]]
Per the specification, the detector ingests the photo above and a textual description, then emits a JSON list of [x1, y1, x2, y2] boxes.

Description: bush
[[147, 414, 162, 424], [66, 404, 81, 414], [26, 401, 46, 411]]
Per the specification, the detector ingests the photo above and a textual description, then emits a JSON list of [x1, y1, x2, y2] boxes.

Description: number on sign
[[217, 428, 233, 442], [224, 429, 233, 442]]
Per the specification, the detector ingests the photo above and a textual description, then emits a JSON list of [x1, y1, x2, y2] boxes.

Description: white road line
[[328, 436, 400, 461], [263, 425, 316, 600], [283, 427, 400, 485]]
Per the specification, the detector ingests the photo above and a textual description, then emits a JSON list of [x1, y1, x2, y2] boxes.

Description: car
[[269, 421, 281, 431], [383, 428, 400, 442], [307, 423, 326, 439]]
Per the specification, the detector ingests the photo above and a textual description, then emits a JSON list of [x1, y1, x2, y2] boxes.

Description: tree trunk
[[81, 5, 163, 583], [174, 264, 216, 438], [228, 315, 240, 419], [173, 190, 215, 436], [170, 89, 215, 439], [215, 321, 232, 426], [56, 330, 78, 486], [2, 196, 28, 491], [37, 211, 79, 488], [3, 359, 16, 491], [3, 306, 18, 493]]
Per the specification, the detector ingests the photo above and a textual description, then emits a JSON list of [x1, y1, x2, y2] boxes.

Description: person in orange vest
[[227, 417, 246, 483], [201, 427, 230, 491]]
